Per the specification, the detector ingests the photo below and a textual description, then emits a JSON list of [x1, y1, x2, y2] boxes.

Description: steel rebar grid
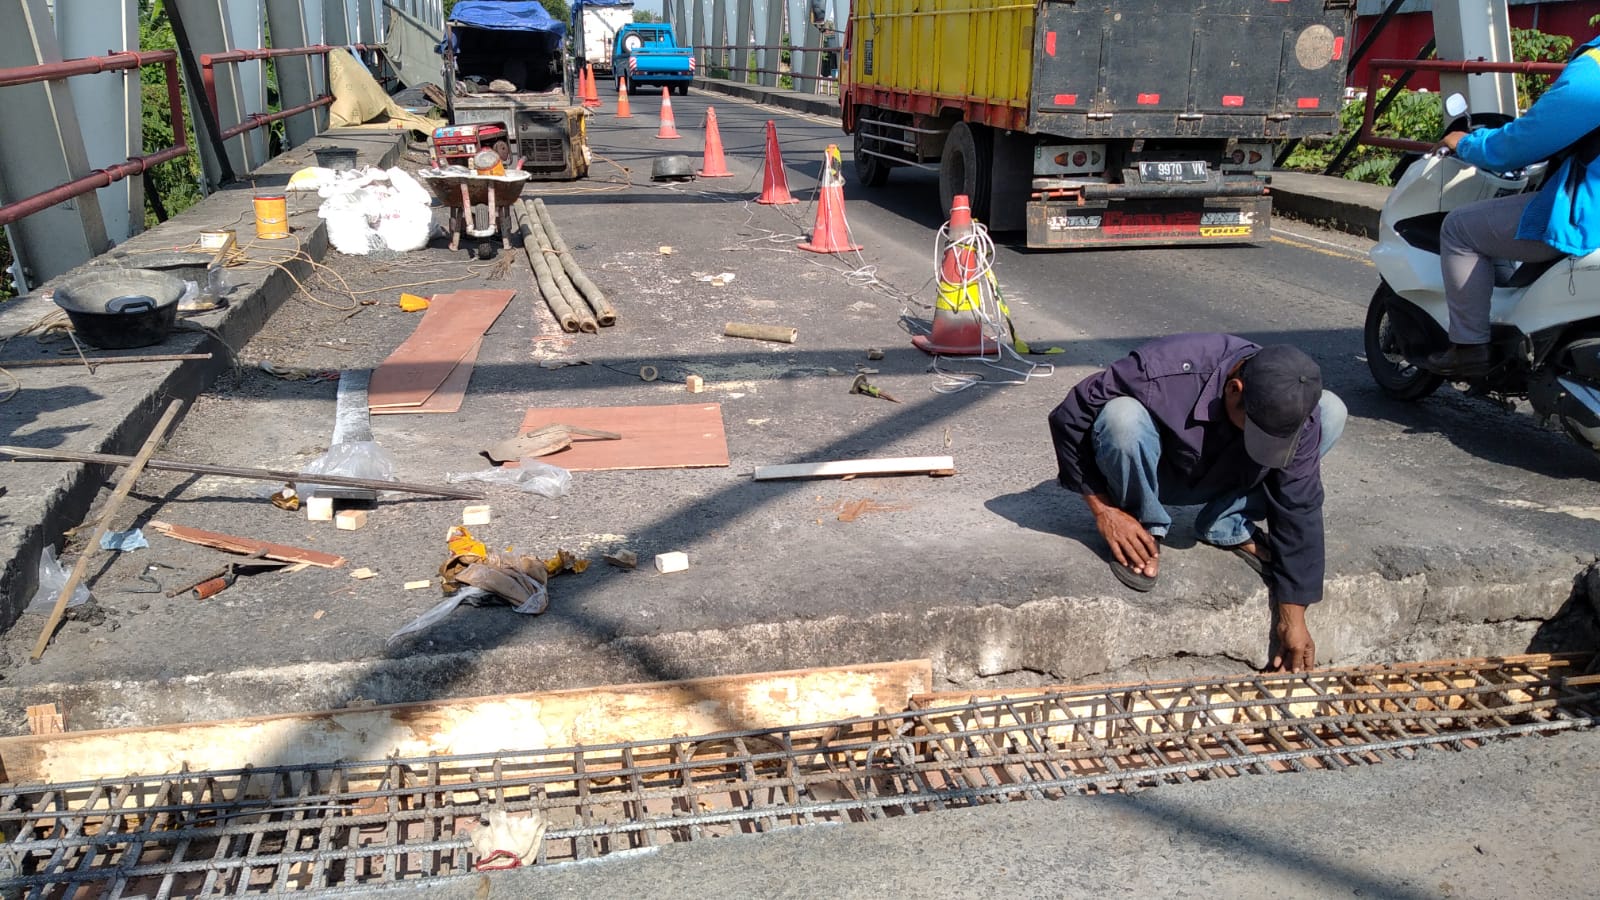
[[2, 655, 1596, 896]]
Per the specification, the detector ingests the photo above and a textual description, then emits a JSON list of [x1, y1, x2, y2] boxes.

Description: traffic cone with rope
[[798, 145, 861, 254], [615, 77, 633, 118], [913, 194, 999, 356], [697, 107, 733, 177], [583, 64, 602, 108], [655, 87, 681, 139], [755, 120, 797, 205]]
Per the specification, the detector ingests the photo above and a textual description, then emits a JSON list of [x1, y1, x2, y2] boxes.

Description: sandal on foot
[[1202, 531, 1270, 575], [1109, 539, 1161, 592]]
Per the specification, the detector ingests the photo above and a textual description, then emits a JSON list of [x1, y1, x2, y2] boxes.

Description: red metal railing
[[0, 50, 187, 228], [199, 44, 371, 140], [1361, 57, 1567, 152]]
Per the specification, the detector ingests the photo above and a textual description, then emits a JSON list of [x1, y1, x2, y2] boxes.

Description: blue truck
[[612, 23, 695, 95]]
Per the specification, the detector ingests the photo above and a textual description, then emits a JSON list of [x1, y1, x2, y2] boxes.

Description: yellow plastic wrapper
[[399, 293, 431, 312], [542, 549, 589, 576], [446, 525, 487, 560]]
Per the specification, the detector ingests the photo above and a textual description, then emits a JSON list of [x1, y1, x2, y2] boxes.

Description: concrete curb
[[0, 131, 407, 627], [691, 78, 1390, 239]]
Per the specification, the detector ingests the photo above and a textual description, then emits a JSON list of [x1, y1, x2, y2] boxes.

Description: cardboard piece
[[370, 338, 481, 416], [369, 291, 512, 409], [515, 403, 729, 471]]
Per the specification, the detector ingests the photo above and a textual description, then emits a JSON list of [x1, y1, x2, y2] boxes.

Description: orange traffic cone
[[913, 194, 999, 356], [697, 107, 732, 177], [583, 64, 602, 109], [798, 145, 861, 254], [756, 120, 798, 205], [616, 78, 633, 118], [656, 87, 681, 139]]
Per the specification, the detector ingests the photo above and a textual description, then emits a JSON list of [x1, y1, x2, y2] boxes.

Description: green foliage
[[139, 1, 204, 227], [633, 10, 662, 23], [1283, 81, 1442, 186], [1511, 26, 1571, 108]]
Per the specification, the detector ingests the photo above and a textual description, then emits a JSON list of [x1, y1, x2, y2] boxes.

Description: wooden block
[[334, 509, 368, 531], [351, 568, 377, 580], [403, 580, 431, 590], [655, 551, 689, 574], [306, 496, 334, 522], [462, 504, 493, 526], [685, 374, 704, 393], [26, 704, 63, 736]]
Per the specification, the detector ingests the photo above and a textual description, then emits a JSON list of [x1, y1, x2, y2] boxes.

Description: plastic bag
[[446, 460, 571, 498], [301, 441, 398, 494], [25, 546, 91, 615], [387, 586, 486, 646]]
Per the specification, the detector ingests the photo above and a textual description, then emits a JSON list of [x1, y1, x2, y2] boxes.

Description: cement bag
[[375, 168, 432, 253]]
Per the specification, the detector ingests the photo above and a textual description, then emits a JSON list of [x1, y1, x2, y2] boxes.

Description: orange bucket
[[253, 195, 288, 239]]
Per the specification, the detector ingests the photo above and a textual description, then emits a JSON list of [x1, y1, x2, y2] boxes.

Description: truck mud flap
[[1025, 197, 1270, 249]]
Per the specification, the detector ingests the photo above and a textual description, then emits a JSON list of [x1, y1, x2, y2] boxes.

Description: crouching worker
[[1046, 334, 1346, 672]]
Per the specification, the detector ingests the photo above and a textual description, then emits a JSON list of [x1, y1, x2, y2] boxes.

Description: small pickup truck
[[612, 23, 694, 94]]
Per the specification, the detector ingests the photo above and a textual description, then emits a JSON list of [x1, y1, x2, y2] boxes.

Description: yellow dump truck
[[842, 0, 1355, 248]]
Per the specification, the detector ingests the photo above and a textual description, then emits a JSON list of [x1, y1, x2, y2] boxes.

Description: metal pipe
[[0, 48, 174, 87], [217, 96, 335, 140]]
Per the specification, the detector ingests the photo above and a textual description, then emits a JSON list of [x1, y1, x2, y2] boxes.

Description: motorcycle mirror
[[1445, 93, 1469, 118]]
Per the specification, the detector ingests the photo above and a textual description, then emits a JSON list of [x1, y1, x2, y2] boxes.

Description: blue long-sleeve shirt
[[1454, 34, 1600, 255], [1047, 334, 1327, 606]]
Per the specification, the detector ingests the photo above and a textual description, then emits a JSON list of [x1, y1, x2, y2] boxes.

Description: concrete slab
[[0, 129, 407, 629]]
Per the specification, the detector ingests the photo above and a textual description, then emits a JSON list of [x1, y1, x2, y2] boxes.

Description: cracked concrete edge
[[0, 136, 407, 627], [689, 79, 1388, 241], [2, 565, 1588, 735]]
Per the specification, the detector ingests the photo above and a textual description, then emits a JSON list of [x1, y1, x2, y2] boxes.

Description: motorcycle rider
[[1427, 33, 1600, 377]]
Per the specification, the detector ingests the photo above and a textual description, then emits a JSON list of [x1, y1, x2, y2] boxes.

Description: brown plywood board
[[145, 520, 345, 568], [516, 403, 729, 470], [370, 338, 480, 415], [0, 660, 934, 785], [369, 290, 513, 408]]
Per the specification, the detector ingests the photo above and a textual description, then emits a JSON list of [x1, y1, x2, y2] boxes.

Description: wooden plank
[[0, 660, 935, 786], [753, 456, 956, 481], [370, 337, 480, 415], [33, 400, 185, 660], [145, 520, 346, 568], [516, 403, 729, 471], [25, 704, 63, 736], [368, 290, 513, 408]]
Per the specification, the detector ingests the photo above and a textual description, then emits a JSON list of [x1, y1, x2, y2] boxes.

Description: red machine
[[430, 123, 512, 168]]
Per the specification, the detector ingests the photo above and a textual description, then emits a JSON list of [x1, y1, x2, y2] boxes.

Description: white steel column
[[54, 0, 141, 243], [733, 0, 753, 82], [266, 0, 319, 147], [785, 0, 810, 91], [759, 0, 782, 88], [225, 0, 269, 164], [357, 0, 378, 44], [324, 0, 352, 46], [170, 0, 255, 185], [712, 0, 728, 74], [0, 0, 110, 290], [1433, 1, 1517, 117]]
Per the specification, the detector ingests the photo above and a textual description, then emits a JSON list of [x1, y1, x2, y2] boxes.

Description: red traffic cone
[[656, 87, 681, 139], [698, 107, 732, 177], [756, 120, 798, 205], [583, 64, 602, 109], [913, 194, 999, 356], [616, 78, 633, 118], [798, 145, 862, 254]]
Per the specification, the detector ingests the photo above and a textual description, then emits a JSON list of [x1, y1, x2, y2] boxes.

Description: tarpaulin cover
[[448, 1, 567, 38]]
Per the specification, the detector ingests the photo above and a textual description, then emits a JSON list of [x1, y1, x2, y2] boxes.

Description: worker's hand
[[1271, 602, 1316, 673], [1085, 494, 1158, 576], [1435, 131, 1468, 155]]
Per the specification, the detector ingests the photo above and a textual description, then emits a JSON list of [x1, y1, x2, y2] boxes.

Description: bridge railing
[[0, 51, 186, 229], [1358, 57, 1566, 154], [199, 44, 375, 142]]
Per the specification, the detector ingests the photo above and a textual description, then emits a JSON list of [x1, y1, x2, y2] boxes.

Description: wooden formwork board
[[0, 660, 933, 786]]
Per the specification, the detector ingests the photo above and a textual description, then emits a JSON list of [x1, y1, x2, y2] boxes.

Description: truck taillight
[[1036, 144, 1106, 176], [1226, 143, 1271, 171]]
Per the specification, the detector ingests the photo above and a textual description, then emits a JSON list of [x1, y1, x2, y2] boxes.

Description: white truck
[[572, 0, 636, 77]]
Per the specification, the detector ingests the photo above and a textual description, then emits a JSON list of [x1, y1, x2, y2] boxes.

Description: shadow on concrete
[[1, 385, 101, 448]]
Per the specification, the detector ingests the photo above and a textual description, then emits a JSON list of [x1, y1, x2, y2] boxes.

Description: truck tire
[[852, 107, 892, 188], [940, 121, 992, 223]]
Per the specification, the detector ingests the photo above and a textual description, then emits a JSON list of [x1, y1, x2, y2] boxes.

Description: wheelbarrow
[[419, 168, 533, 257]]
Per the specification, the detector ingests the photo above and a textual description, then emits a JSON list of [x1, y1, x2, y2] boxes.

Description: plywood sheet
[[145, 520, 345, 568], [370, 338, 480, 415], [516, 403, 729, 470], [369, 290, 513, 408], [0, 660, 934, 785]]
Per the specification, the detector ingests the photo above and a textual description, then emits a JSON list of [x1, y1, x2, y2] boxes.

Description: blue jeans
[[1090, 393, 1347, 547]]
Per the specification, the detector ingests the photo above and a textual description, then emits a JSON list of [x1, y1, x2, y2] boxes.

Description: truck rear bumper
[[1025, 196, 1270, 249]]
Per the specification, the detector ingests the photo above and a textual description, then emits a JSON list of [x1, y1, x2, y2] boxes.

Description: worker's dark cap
[[1240, 345, 1322, 469]]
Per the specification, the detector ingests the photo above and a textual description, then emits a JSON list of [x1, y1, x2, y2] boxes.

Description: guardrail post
[[712, 0, 729, 76], [759, 0, 782, 88], [0, 0, 112, 290], [55, 0, 141, 245], [324, 0, 353, 47], [265, 0, 321, 146], [170, 0, 258, 185], [357, 0, 380, 45], [733, 0, 754, 83]]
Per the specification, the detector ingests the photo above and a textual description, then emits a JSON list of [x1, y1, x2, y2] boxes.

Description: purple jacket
[[1047, 333, 1326, 606]]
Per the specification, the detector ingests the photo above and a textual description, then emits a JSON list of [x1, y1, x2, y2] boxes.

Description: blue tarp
[[448, 1, 567, 39]]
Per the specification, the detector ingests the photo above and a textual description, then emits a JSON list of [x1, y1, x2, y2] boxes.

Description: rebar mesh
[[3, 654, 1595, 897]]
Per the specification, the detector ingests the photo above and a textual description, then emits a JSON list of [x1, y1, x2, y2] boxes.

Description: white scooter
[[1365, 95, 1600, 454]]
